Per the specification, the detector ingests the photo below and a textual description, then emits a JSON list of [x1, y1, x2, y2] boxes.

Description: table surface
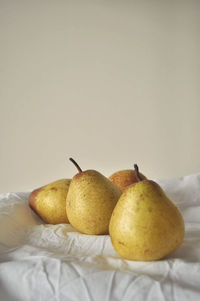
[[0, 173, 200, 301]]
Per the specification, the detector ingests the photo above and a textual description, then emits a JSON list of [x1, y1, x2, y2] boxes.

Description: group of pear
[[29, 158, 185, 261]]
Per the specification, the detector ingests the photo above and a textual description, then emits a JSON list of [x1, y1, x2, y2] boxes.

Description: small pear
[[109, 165, 185, 261], [66, 158, 122, 235], [29, 179, 71, 224], [109, 168, 146, 192]]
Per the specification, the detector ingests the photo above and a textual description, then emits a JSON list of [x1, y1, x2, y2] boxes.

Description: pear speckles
[[109, 165, 185, 261], [29, 179, 71, 224], [66, 158, 121, 235], [109, 169, 147, 192]]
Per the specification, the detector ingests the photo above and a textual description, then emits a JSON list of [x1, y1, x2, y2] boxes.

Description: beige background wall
[[1, 0, 200, 193]]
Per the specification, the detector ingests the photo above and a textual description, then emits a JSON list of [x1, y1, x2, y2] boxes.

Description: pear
[[29, 179, 71, 224], [109, 168, 146, 192], [109, 165, 185, 261], [66, 158, 122, 235]]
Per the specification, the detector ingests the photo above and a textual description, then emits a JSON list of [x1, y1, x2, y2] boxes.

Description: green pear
[[109, 165, 185, 261], [66, 158, 122, 235], [29, 179, 71, 224]]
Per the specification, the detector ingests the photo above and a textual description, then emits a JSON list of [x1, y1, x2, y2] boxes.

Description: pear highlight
[[109, 164, 185, 261], [29, 179, 71, 224], [66, 158, 122, 235]]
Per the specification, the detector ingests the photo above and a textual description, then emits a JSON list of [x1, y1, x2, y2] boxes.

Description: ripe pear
[[66, 158, 122, 235], [109, 168, 146, 192], [29, 179, 71, 224], [109, 165, 185, 261]]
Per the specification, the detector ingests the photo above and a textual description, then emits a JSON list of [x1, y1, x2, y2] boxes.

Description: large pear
[[66, 158, 121, 235], [109, 165, 185, 261], [29, 179, 71, 224]]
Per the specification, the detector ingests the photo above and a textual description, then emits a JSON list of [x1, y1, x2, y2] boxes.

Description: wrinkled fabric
[[0, 173, 200, 301]]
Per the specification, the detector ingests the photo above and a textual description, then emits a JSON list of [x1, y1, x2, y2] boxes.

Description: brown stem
[[134, 164, 143, 182], [69, 158, 82, 173]]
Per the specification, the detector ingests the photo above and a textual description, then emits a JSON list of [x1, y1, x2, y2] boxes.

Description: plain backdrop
[[0, 0, 200, 193]]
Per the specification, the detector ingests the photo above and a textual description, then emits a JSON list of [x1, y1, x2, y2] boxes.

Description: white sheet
[[0, 173, 200, 301]]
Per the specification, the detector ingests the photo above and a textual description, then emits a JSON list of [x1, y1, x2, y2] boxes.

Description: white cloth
[[0, 173, 200, 301]]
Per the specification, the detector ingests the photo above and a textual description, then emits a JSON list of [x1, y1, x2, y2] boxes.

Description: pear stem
[[134, 164, 143, 182], [69, 158, 83, 173]]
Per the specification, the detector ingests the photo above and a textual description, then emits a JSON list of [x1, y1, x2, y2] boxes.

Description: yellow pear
[[66, 158, 122, 235], [29, 179, 71, 224], [109, 165, 185, 261], [109, 168, 147, 192]]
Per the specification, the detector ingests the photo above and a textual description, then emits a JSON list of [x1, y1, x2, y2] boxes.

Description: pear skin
[[66, 159, 122, 235], [109, 167, 185, 261], [29, 179, 71, 224], [109, 169, 146, 192]]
